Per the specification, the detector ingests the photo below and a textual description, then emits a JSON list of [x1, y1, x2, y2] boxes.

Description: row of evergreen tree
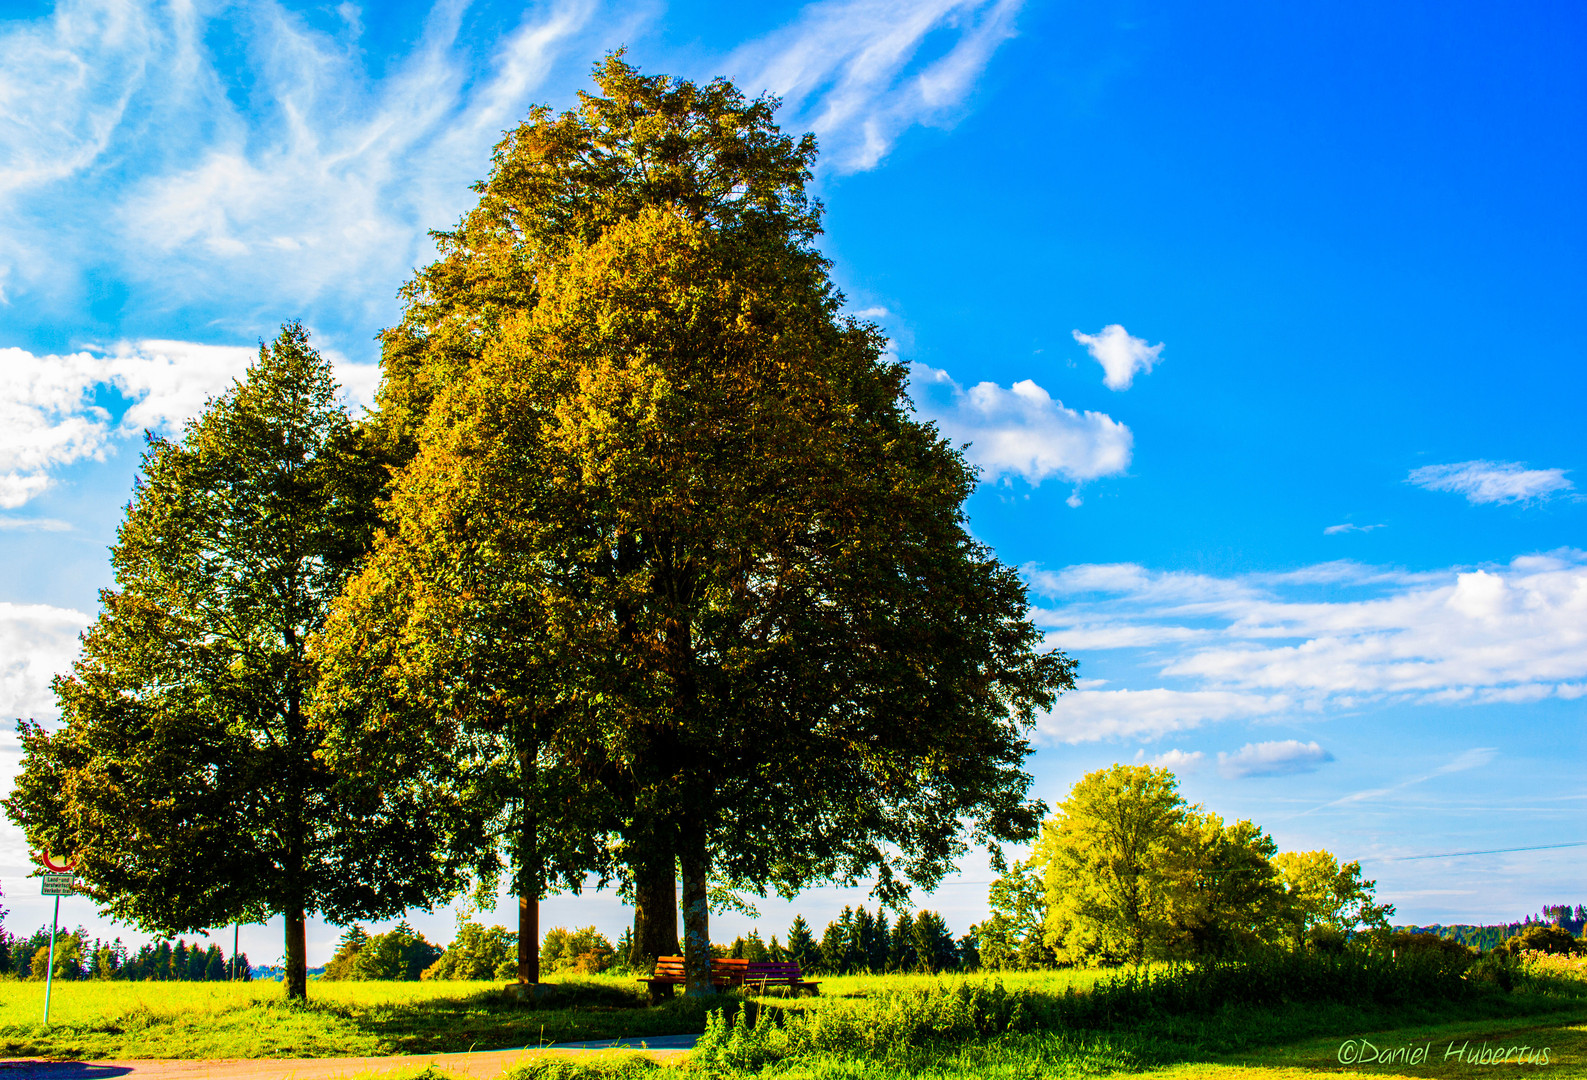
[[0, 927, 250, 981], [686, 907, 975, 975]]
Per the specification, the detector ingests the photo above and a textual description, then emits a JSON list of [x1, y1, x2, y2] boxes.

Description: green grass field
[[1, 958, 1583, 1079]]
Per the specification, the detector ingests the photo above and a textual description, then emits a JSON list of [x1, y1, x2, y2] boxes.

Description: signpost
[[37, 852, 75, 1026]]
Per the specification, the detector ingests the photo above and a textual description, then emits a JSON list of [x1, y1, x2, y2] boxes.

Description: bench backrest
[[650, 955, 807, 981]]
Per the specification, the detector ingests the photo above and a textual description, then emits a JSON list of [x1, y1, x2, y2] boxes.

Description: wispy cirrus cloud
[[1032, 551, 1587, 743], [1, 0, 1025, 341], [1408, 460, 1573, 505], [908, 362, 1132, 497], [732, 0, 1023, 172], [1324, 522, 1384, 535], [1218, 739, 1333, 779]]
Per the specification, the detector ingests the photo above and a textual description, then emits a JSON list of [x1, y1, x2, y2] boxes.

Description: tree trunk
[[518, 743, 540, 984], [284, 906, 307, 1001], [518, 891, 539, 983], [680, 835, 713, 996], [632, 853, 679, 968]]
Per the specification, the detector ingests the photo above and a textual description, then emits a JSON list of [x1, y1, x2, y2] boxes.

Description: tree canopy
[[320, 55, 1072, 995]]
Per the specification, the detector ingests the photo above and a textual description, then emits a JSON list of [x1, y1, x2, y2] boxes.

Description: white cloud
[[0, 602, 90, 734], [732, 0, 1023, 172], [1031, 550, 1587, 737], [1038, 688, 1290, 743], [1217, 739, 1333, 779], [0, 517, 71, 532], [1408, 460, 1573, 505], [908, 361, 1132, 488], [0, 341, 378, 506], [1072, 325, 1163, 391], [1324, 522, 1384, 535], [1147, 748, 1204, 772]]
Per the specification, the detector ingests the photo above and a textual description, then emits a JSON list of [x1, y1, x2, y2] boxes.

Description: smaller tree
[[887, 912, 918, 971], [1273, 850, 1394, 944], [1166, 813, 1289, 958], [1036, 765, 1187, 965], [785, 915, 819, 972], [911, 911, 959, 972], [975, 851, 1053, 970], [423, 918, 517, 980]]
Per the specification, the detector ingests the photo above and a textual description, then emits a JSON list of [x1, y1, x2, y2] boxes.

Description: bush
[[1499, 926, 1583, 957], [542, 927, 616, 974], [423, 918, 517, 981], [693, 946, 1482, 1071]]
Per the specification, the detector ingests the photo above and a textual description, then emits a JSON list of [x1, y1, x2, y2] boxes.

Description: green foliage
[[1031, 765, 1385, 967], [542, 927, 617, 974], [784, 916, 819, 974], [3, 324, 446, 1000], [974, 852, 1053, 970], [1497, 925, 1584, 957], [1035, 764, 1188, 965], [1273, 849, 1396, 940], [422, 918, 518, 981]]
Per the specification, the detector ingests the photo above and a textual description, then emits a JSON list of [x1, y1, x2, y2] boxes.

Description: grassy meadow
[[1, 953, 1583, 1079]]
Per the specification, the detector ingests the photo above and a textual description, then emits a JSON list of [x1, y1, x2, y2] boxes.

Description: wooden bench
[[639, 956, 820, 1004]]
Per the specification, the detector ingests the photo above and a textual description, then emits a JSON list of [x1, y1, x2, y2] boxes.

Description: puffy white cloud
[[1038, 688, 1291, 743], [1072, 325, 1163, 391], [732, 0, 1023, 173], [1408, 460, 1573, 505], [908, 362, 1132, 488], [1147, 748, 1204, 771], [0, 602, 90, 735], [1217, 740, 1333, 779], [1031, 550, 1587, 741], [0, 341, 379, 506]]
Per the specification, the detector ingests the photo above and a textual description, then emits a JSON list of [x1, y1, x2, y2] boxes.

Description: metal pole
[[233, 923, 239, 981], [43, 895, 59, 1025]]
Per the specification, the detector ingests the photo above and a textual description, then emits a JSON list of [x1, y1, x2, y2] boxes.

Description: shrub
[[542, 927, 616, 974]]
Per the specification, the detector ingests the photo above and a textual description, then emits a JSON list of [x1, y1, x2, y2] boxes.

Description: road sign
[[40, 850, 75, 873], [41, 874, 75, 896]]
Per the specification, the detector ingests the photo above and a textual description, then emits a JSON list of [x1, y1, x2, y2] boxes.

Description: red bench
[[640, 956, 820, 1004]]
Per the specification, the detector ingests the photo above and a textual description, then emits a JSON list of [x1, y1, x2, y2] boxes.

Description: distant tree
[[820, 908, 859, 974], [1273, 850, 1394, 943], [348, 922, 442, 980], [887, 912, 918, 972], [1499, 925, 1583, 957], [423, 918, 517, 980], [956, 931, 980, 972], [541, 926, 617, 974], [1166, 813, 1289, 958], [912, 911, 958, 973], [3, 325, 453, 1001], [323, 925, 369, 981], [767, 935, 788, 962], [1036, 765, 1188, 965], [205, 946, 226, 981], [975, 851, 1054, 970], [31, 932, 82, 980], [785, 916, 819, 972]]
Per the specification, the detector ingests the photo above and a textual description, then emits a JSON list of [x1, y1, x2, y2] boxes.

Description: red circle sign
[[40, 850, 74, 873]]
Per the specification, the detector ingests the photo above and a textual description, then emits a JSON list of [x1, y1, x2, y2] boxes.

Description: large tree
[[324, 184, 1071, 992], [4, 325, 456, 1000], [353, 54, 827, 969]]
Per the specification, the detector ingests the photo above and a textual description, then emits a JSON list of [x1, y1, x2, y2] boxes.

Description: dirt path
[[0, 1035, 699, 1079]]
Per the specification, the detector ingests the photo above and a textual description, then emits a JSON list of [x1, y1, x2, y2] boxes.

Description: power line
[[1383, 840, 1587, 862]]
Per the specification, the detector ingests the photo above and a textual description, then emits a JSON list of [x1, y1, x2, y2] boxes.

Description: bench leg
[[648, 982, 676, 1006]]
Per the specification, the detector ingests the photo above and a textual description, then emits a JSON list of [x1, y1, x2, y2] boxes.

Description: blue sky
[[1, 0, 1583, 964]]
